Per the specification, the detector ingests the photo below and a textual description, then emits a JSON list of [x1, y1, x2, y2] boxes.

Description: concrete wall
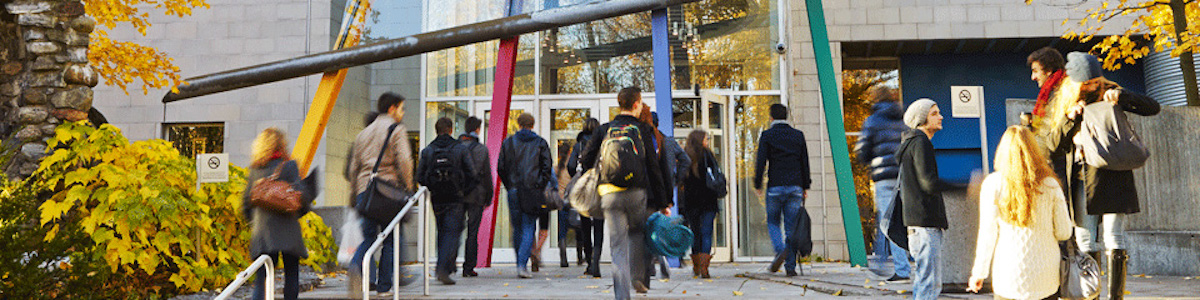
[[1126, 106, 1200, 275], [91, 0, 333, 167]]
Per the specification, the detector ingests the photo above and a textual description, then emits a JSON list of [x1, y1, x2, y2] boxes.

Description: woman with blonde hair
[[967, 126, 1073, 300], [243, 127, 312, 300]]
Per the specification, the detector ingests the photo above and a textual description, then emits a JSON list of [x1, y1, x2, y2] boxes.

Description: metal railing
[[360, 187, 429, 299], [214, 254, 274, 300]]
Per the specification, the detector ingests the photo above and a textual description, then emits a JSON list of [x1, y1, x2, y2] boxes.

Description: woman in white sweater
[[967, 126, 1073, 300]]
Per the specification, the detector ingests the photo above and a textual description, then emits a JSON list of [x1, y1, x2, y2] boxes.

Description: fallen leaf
[[659, 279, 669, 283], [586, 285, 599, 289], [1125, 291, 1132, 295], [864, 285, 871, 289], [602, 290, 611, 293], [503, 283, 510, 286], [733, 291, 744, 296], [705, 279, 714, 283], [516, 286, 523, 288], [833, 290, 843, 296], [898, 290, 907, 294], [682, 290, 687, 294], [865, 279, 871, 284]]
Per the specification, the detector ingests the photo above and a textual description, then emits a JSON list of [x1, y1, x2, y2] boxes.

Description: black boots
[[1108, 249, 1128, 300], [559, 239, 570, 268], [1087, 251, 1103, 270]]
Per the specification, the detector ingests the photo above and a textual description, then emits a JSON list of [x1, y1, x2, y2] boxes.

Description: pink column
[[477, 37, 519, 268]]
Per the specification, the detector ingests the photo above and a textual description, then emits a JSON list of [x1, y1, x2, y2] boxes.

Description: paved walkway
[[294, 262, 1199, 299]]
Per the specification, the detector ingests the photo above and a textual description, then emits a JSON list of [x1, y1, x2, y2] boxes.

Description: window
[[165, 123, 225, 159]]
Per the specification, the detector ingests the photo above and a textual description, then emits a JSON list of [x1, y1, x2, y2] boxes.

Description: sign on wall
[[950, 86, 983, 118], [196, 153, 229, 183]]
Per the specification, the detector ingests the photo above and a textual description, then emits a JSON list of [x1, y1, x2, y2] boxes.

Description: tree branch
[[1099, 1, 1171, 22]]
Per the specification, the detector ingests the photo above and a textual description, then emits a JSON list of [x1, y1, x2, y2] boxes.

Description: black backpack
[[425, 144, 465, 199], [598, 123, 646, 188]]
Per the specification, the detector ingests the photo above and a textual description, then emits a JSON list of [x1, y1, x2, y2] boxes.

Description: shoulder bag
[[355, 123, 413, 223]]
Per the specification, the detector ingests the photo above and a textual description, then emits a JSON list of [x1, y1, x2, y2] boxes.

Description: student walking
[[681, 129, 718, 278], [568, 118, 605, 278], [854, 86, 911, 281], [347, 92, 415, 297], [417, 117, 477, 285], [458, 116, 492, 278], [967, 126, 1073, 300], [1044, 52, 1159, 299], [896, 99, 965, 300], [754, 104, 811, 277], [578, 87, 672, 299], [244, 128, 315, 300], [497, 113, 554, 279]]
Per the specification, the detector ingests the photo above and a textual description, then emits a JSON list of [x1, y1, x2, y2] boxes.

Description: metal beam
[[163, 0, 702, 103], [804, 0, 867, 266]]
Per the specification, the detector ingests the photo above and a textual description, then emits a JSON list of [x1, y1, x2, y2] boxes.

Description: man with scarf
[[1027, 47, 1067, 130]]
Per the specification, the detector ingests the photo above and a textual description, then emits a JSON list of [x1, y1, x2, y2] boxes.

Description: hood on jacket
[[575, 130, 592, 141], [514, 129, 540, 142], [459, 133, 480, 143], [430, 134, 459, 148], [873, 101, 904, 120], [896, 129, 927, 160]]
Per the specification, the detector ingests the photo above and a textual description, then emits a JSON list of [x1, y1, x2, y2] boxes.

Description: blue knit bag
[[645, 212, 694, 257]]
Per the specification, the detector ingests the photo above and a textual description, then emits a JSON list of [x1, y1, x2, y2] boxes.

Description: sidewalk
[[294, 262, 1200, 299]]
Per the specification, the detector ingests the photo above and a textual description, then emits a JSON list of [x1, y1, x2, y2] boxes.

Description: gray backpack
[[1072, 101, 1149, 171]]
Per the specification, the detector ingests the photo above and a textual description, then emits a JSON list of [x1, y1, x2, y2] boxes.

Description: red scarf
[[1033, 70, 1065, 117], [269, 151, 287, 161]]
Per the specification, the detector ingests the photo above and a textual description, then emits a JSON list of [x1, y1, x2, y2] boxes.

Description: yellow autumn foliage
[[83, 0, 210, 94], [28, 122, 334, 298]]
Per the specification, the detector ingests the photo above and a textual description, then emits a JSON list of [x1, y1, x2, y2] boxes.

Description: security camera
[[775, 43, 786, 54]]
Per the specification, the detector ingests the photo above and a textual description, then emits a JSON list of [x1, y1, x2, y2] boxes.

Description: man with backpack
[[458, 116, 492, 278], [754, 104, 812, 277], [578, 87, 672, 299], [497, 113, 553, 279], [417, 117, 477, 285]]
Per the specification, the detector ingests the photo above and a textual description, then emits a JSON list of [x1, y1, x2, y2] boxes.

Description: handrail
[[361, 187, 429, 299], [214, 254, 274, 300]]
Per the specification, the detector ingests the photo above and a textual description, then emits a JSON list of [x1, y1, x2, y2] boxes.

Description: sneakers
[[462, 269, 478, 277], [786, 269, 798, 277], [437, 273, 457, 285], [768, 252, 788, 273], [886, 274, 910, 282], [633, 281, 649, 294], [376, 291, 394, 297], [517, 267, 533, 278]]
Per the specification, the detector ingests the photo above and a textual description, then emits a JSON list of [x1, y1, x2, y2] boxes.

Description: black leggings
[[253, 252, 299, 300]]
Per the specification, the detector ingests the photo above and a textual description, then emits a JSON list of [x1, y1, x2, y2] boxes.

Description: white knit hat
[[903, 98, 938, 128]]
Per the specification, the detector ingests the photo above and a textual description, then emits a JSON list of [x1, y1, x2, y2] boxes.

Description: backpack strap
[[370, 123, 403, 176]]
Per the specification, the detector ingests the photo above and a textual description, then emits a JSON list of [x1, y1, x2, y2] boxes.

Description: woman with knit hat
[[1041, 52, 1159, 299]]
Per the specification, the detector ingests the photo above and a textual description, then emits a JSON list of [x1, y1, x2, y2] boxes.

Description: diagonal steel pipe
[[162, 0, 701, 103]]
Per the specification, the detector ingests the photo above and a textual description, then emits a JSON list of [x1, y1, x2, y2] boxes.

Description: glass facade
[[407, 0, 784, 260]]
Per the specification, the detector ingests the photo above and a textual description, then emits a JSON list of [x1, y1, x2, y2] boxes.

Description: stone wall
[[2, 0, 96, 180], [1126, 106, 1200, 275]]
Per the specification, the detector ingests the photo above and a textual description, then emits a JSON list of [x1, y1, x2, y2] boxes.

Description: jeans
[[507, 189, 537, 269], [463, 203, 485, 272], [434, 203, 465, 276], [253, 252, 299, 300], [765, 185, 805, 271], [907, 227, 943, 300], [686, 211, 716, 255], [1075, 213, 1127, 252], [602, 188, 651, 300], [350, 217, 396, 292], [869, 179, 911, 278]]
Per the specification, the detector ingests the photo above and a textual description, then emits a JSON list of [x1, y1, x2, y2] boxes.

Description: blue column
[[651, 7, 681, 268]]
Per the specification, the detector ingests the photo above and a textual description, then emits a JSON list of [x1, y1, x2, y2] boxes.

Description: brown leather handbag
[[250, 162, 302, 214]]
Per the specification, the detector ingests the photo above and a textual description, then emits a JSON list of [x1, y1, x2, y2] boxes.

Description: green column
[[804, 0, 867, 266]]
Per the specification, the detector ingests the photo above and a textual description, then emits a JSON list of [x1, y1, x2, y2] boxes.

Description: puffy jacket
[[459, 133, 494, 207], [855, 101, 906, 181], [497, 129, 553, 190]]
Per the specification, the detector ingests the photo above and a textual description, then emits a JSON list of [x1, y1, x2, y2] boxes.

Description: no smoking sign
[[197, 153, 229, 183], [950, 86, 983, 118]]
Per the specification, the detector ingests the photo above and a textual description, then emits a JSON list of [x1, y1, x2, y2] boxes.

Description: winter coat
[[579, 115, 672, 210], [896, 129, 963, 229], [243, 159, 313, 258], [417, 134, 478, 206], [681, 150, 721, 217], [855, 101, 906, 181], [567, 131, 592, 177], [754, 121, 812, 190], [349, 115, 415, 196], [497, 129, 553, 190], [1045, 89, 1159, 217], [662, 136, 691, 186], [459, 133, 494, 207]]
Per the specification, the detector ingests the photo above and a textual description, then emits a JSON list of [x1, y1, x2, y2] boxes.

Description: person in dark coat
[[895, 99, 965, 300], [1045, 52, 1160, 298], [243, 127, 314, 300], [567, 118, 605, 278], [497, 113, 554, 279], [417, 117, 477, 285], [458, 116, 493, 278], [753, 104, 811, 277], [681, 129, 718, 278], [854, 86, 911, 281]]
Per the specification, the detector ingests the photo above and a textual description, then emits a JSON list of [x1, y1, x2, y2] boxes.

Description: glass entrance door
[[540, 100, 600, 263]]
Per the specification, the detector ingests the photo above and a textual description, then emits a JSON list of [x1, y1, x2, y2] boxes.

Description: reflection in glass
[[735, 95, 781, 257], [482, 109, 525, 144], [672, 98, 698, 128], [551, 108, 590, 131], [425, 102, 470, 142]]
